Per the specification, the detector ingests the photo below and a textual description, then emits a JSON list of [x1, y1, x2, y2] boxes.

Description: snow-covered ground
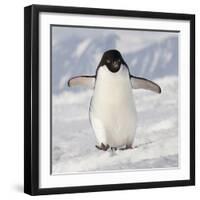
[[52, 76, 178, 174]]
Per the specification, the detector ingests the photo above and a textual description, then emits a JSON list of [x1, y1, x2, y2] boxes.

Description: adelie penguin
[[68, 49, 161, 151]]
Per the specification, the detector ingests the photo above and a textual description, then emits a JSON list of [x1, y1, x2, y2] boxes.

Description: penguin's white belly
[[90, 66, 137, 147]]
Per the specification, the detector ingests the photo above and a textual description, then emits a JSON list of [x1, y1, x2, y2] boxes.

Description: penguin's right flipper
[[68, 75, 96, 88], [130, 75, 161, 93]]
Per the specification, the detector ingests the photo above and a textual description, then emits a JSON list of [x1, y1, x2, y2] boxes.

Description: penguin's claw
[[95, 145, 102, 150], [96, 144, 133, 151], [95, 143, 110, 151], [120, 145, 133, 150], [111, 147, 117, 151]]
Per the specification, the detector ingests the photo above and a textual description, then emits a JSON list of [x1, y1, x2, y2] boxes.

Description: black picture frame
[[24, 4, 195, 196]]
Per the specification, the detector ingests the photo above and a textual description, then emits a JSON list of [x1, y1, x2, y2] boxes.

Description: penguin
[[68, 49, 161, 151]]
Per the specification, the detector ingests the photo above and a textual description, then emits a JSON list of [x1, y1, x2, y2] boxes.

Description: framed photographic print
[[24, 4, 195, 195]]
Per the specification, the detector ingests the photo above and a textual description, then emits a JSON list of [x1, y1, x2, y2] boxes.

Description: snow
[[52, 76, 178, 174], [73, 38, 91, 58], [149, 50, 161, 73]]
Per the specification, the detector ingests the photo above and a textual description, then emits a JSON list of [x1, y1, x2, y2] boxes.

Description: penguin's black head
[[98, 49, 126, 73]]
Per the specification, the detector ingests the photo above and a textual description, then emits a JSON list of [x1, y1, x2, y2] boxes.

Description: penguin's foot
[[111, 147, 117, 151], [120, 144, 133, 150], [95, 143, 110, 151]]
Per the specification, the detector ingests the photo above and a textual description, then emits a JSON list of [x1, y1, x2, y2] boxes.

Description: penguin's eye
[[106, 59, 111, 64]]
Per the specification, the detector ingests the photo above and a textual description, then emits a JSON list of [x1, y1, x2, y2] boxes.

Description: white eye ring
[[106, 59, 111, 63]]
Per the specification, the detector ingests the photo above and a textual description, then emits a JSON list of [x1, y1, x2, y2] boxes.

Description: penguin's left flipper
[[68, 75, 96, 88], [130, 75, 161, 93]]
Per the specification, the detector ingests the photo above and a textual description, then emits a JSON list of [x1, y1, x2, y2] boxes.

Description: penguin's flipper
[[130, 75, 161, 93], [68, 75, 96, 88]]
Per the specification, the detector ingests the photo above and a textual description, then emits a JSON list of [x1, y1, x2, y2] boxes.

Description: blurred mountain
[[52, 34, 178, 94], [126, 36, 178, 79]]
